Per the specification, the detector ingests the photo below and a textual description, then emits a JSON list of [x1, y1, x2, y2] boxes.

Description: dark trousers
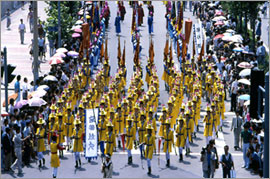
[[231, 93, 237, 111], [223, 167, 231, 178]]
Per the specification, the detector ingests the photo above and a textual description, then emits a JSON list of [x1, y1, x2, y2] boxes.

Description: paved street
[[1, 1, 264, 178]]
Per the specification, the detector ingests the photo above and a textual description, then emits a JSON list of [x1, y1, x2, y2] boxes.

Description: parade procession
[[1, 1, 269, 178]]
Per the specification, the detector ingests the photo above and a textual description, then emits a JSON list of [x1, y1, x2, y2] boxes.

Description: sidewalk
[[1, 1, 50, 110]]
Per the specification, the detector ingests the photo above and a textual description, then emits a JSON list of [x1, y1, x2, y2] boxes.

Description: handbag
[[230, 169, 236, 178]]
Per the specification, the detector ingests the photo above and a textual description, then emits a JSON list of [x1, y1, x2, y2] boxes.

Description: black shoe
[[147, 167, 151, 175], [197, 126, 199, 132], [130, 156, 133, 164], [53, 175, 56, 178], [194, 132, 196, 138], [75, 161, 78, 168], [216, 132, 218, 138], [128, 157, 131, 165], [180, 154, 183, 161], [38, 160, 42, 168], [79, 159, 81, 167], [42, 158, 45, 166]]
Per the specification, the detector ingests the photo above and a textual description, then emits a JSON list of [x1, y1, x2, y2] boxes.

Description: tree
[[221, 2, 264, 51], [44, 1, 80, 48]]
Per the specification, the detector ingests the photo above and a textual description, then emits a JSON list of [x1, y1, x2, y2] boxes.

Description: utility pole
[[263, 72, 269, 178], [58, 1, 61, 48], [33, 1, 39, 83], [3, 47, 8, 112]]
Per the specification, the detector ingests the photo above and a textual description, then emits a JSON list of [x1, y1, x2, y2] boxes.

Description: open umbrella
[[28, 97, 47, 107], [223, 32, 232, 37], [31, 89, 47, 98], [212, 16, 226, 21], [215, 10, 224, 16], [72, 33, 81, 38], [44, 75, 58, 82], [214, 21, 224, 26], [214, 34, 224, 40], [226, 29, 235, 33], [238, 62, 253, 69], [239, 69, 251, 77], [67, 51, 79, 57], [238, 94, 250, 101], [53, 52, 66, 58], [49, 56, 64, 65], [75, 20, 84, 25], [14, 100, 28, 109], [37, 85, 49, 91], [244, 100, 250, 106], [71, 25, 82, 30], [56, 48, 68, 53], [233, 47, 244, 52], [238, 78, 251, 85], [74, 28, 82, 33]]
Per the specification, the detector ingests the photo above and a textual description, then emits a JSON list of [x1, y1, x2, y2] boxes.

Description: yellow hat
[[127, 94, 133, 99], [219, 91, 223, 96], [149, 107, 153, 113], [109, 107, 114, 113], [37, 118, 45, 124], [181, 104, 185, 110], [49, 113, 56, 118], [100, 99, 105, 104], [187, 101, 193, 107], [146, 124, 153, 130], [162, 106, 167, 112], [177, 116, 184, 122], [106, 121, 114, 127], [78, 103, 84, 109], [185, 110, 190, 115], [67, 104, 72, 110], [211, 70, 215, 74], [74, 119, 81, 125], [192, 97, 197, 102], [211, 102, 215, 107], [127, 116, 133, 121], [82, 97, 87, 103], [100, 110, 107, 116], [50, 104, 57, 110], [167, 99, 173, 104], [134, 103, 140, 109], [187, 68, 192, 73], [117, 103, 121, 108], [57, 98, 63, 103], [206, 106, 211, 112], [122, 98, 128, 104], [140, 112, 146, 116], [165, 119, 170, 125], [58, 112, 63, 117]]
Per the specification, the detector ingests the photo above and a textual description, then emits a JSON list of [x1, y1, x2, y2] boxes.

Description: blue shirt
[[207, 152, 211, 167], [14, 81, 20, 93]]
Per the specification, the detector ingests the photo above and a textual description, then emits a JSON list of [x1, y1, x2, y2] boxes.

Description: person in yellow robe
[[115, 104, 124, 148], [105, 122, 116, 156], [78, 103, 85, 131], [99, 110, 108, 157], [132, 104, 140, 146], [158, 106, 167, 137], [184, 110, 194, 155], [163, 119, 174, 167], [72, 119, 84, 168], [48, 113, 56, 144], [138, 112, 147, 158], [50, 134, 65, 178], [36, 118, 46, 168], [203, 106, 213, 145], [126, 117, 136, 165], [175, 117, 186, 162], [53, 113, 65, 158], [64, 105, 74, 151], [218, 91, 225, 132], [211, 102, 218, 139], [144, 124, 155, 175]]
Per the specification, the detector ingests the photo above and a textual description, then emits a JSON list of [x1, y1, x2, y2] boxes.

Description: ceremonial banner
[[193, 21, 203, 58], [184, 19, 193, 44], [85, 108, 99, 159]]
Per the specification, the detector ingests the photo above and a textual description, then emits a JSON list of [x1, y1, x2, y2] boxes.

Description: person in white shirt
[[22, 77, 29, 100], [230, 76, 238, 112], [216, 58, 225, 74], [18, 19, 26, 44]]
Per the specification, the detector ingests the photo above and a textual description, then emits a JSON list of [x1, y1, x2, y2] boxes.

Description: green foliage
[[44, 1, 80, 46]]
